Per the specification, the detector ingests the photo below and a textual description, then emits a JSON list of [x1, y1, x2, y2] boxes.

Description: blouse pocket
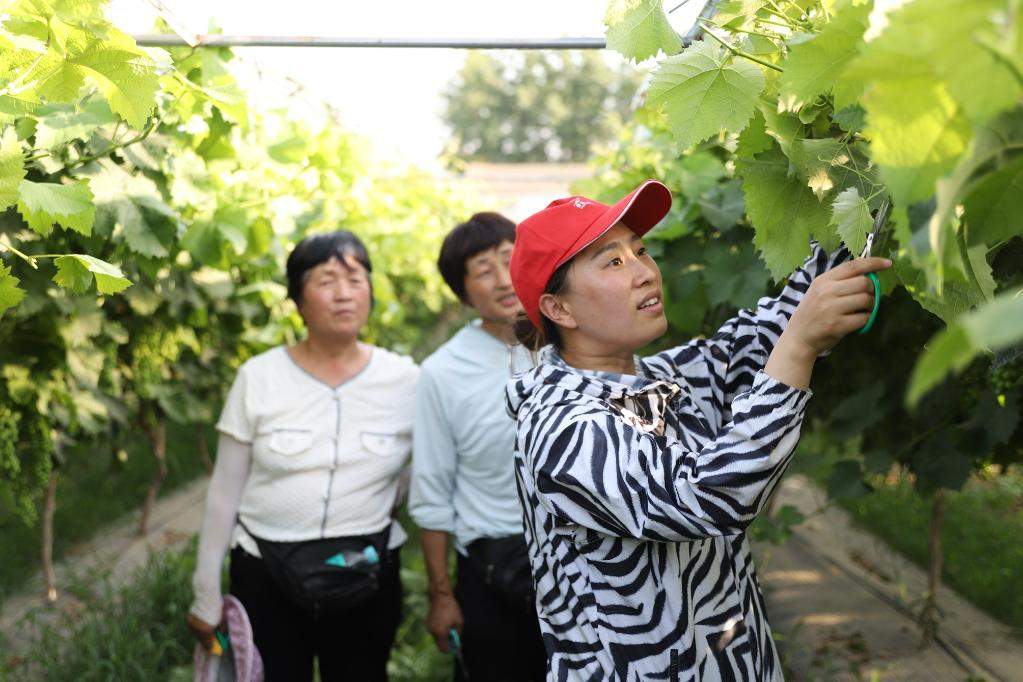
[[268, 428, 314, 456], [361, 431, 407, 458]]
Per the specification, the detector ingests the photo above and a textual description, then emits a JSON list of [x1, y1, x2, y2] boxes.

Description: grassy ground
[[3, 524, 454, 680], [0, 421, 212, 603], [842, 472, 1023, 632], [793, 429, 1023, 634], [1, 420, 454, 679]]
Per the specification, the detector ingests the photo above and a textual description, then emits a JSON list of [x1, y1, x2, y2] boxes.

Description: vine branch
[[699, 23, 784, 72]]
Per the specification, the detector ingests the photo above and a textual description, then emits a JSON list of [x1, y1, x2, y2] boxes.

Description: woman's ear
[[539, 293, 578, 330]]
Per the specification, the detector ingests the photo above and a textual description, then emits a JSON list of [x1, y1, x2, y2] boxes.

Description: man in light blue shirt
[[410, 212, 546, 681]]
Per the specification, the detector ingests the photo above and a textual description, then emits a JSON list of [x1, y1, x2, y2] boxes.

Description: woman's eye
[[608, 257, 623, 267]]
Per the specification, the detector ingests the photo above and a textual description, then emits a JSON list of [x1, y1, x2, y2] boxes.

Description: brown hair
[[513, 258, 573, 352]]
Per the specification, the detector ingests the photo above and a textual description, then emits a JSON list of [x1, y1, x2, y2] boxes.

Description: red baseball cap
[[510, 179, 672, 327]]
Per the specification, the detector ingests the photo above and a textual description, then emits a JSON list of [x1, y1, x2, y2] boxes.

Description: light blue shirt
[[409, 320, 534, 555]]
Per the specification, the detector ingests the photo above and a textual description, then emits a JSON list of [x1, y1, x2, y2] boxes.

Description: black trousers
[[228, 545, 403, 682], [454, 552, 548, 682]]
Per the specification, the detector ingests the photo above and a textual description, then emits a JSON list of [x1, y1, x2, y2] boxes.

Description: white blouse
[[190, 344, 419, 625]]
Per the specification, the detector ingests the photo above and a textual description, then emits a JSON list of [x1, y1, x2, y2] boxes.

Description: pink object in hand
[[193, 595, 264, 682]]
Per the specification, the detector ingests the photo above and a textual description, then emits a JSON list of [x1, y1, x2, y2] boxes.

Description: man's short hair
[[438, 212, 516, 302]]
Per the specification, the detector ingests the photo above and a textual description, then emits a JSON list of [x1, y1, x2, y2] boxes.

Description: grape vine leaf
[[907, 289, 1023, 406], [833, 105, 866, 134], [701, 240, 770, 309], [672, 151, 727, 200], [789, 137, 847, 198], [605, 0, 682, 62], [16, 179, 95, 236], [52, 254, 131, 295], [0, 127, 25, 211], [895, 246, 995, 325], [851, 0, 1021, 125], [829, 186, 872, 255], [712, 0, 766, 29], [33, 99, 118, 149], [778, 0, 871, 111], [647, 40, 765, 150], [737, 146, 831, 279], [863, 76, 971, 207], [35, 43, 159, 129], [0, 265, 26, 316], [911, 438, 973, 493], [735, 109, 772, 159], [963, 156, 1023, 247], [88, 161, 178, 257], [760, 106, 802, 158], [697, 179, 745, 230]]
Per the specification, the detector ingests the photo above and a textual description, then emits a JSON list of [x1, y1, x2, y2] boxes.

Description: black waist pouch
[[239, 520, 391, 617], [466, 534, 536, 608]]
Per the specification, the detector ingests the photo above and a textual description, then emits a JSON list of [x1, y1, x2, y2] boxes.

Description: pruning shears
[[450, 628, 470, 680], [210, 629, 230, 656], [857, 199, 890, 335]]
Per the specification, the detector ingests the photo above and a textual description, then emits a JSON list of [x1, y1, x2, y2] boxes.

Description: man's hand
[[426, 591, 464, 654]]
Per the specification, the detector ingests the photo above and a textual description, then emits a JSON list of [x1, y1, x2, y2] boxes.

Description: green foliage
[[605, 0, 682, 63], [842, 471, 1023, 630], [602, 0, 1023, 506], [908, 291, 1023, 405], [615, 0, 1023, 397], [14, 543, 198, 681], [647, 40, 765, 151], [442, 51, 644, 162], [737, 145, 832, 277], [0, 0, 479, 538], [777, 1, 871, 111]]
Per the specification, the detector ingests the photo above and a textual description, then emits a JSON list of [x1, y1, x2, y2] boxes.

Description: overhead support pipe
[[132, 35, 616, 49]]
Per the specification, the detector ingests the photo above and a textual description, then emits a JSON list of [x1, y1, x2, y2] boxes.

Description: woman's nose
[[496, 263, 513, 289], [631, 256, 655, 286]]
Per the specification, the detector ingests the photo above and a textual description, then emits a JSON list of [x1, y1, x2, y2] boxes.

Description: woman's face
[[541, 222, 667, 354], [463, 240, 523, 322], [298, 254, 372, 341]]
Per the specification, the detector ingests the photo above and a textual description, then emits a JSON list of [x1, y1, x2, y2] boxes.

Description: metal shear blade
[[861, 199, 890, 259]]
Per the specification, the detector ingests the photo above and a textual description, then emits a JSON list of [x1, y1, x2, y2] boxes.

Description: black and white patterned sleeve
[[526, 372, 811, 542], [647, 243, 849, 418]]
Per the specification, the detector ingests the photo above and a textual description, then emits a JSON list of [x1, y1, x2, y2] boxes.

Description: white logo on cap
[[573, 199, 590, 209]]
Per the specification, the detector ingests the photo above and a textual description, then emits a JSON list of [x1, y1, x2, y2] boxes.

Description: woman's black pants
[[229, 545, 403, 682]]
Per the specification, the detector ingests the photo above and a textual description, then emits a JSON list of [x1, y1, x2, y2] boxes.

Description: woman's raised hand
[[765, 256, 892, 390], [788, 257, 893, 354]]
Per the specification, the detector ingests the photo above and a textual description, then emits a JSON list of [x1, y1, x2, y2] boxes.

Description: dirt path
[[0, 476, 209, 657], [756, 475, 1023, 681]]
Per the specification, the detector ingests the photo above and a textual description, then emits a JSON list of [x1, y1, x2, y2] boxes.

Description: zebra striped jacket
[[506, 245, 849, 681]]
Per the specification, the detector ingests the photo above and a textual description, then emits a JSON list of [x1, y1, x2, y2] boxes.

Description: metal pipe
[[133, 34, 614, 49]]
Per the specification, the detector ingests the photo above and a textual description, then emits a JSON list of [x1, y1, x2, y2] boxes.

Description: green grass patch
[[9, 542, 198, 681], [841, 473, 1023, 633], [0, 421, 213, 603], [5, 522, 455, 680], [791, 429, 1023, 633]]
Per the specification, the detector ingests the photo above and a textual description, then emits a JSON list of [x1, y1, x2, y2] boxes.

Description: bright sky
[[106, 0, 709, 167]]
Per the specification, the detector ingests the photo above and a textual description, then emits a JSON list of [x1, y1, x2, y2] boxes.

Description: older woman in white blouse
[[187, 231, 419, 682]]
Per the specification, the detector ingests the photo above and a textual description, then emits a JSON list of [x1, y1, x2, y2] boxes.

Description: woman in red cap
[[505, 180, 891, 681]]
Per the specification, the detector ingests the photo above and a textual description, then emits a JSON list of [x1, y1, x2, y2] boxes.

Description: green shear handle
[[857, 199, 890, 335]]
